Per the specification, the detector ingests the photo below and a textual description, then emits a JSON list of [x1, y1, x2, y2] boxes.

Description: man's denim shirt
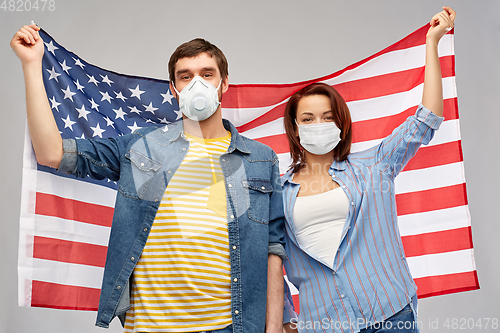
[[58, 119, 286, 332]]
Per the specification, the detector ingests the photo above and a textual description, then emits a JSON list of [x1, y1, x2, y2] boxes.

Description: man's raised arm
[[11, 23, 63, 169]]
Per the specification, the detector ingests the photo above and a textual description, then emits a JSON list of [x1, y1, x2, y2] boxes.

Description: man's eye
[[203, 73, 213, 78]]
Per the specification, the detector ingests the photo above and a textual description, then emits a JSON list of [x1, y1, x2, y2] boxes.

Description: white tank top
[[292, 187, 350, 269]]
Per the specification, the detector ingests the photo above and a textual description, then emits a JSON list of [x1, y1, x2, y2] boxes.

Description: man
[[11, 24, 285, 333]]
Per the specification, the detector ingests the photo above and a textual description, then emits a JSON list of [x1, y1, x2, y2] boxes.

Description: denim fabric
[[360, 304, 417, 333], [282, 105, 442, 332], [58, 119, 286, 333]]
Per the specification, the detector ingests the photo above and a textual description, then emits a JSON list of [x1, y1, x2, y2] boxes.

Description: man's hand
[[11, 23, 44, 66]]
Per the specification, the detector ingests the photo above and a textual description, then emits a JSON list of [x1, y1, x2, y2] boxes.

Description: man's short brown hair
[[168, 38, 228, 85]]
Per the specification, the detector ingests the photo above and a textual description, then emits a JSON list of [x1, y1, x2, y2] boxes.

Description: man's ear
[[169, 81, 178, 99], [221, 76, 229, 94]]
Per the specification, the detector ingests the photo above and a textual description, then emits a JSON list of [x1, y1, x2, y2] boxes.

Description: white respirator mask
[[172, 76, 222, 121], [296, 121, 342, 155]]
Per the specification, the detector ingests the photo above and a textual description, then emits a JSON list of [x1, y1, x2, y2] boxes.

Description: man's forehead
[[174, 52, 218, 73]]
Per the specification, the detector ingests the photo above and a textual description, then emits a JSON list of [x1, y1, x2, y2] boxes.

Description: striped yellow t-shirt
[[124, 132, 232, 333]]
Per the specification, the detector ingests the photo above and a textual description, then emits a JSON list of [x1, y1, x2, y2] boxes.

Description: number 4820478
[[1, 0, 55, 11]]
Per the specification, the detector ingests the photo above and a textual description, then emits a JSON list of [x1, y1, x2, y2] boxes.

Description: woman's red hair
[[284, 83, 352, 173]]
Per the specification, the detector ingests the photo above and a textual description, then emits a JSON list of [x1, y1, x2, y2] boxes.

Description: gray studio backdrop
[[1, 1, 499, 332]]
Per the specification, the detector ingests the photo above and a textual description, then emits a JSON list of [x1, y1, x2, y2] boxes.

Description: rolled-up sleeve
[[268, 155, 287, 261], [56, 136, 123, 181], [57, 139, 78, 174]]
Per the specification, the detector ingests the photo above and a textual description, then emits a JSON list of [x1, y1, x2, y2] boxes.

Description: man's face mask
[[173, 76, 222, 122]]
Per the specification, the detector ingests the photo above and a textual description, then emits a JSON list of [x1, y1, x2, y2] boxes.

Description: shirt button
[[351, 202, 355, 206], [228, 184, 232, 188], [222, 158, 226, 162], [230, 214, 234, 219], [233, 278, 237, 282], [182, 148, 186, 151], [342, 185, 346, 188], [131, 257, 135, 261], [167, 170, 172, 174], [341, 294, 345, 298], [232, 246, 236, 250], [261, 186, 265, 190], [234, 310, 239, 315], [140, 163, 145, 167], [154, 199, 159, 203], [332, 174, 336, 178], [117, 286, 121, 290], [143, 228, 148, 232]]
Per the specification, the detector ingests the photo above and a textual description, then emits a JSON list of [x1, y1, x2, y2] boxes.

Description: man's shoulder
[[239, 135, 277, 160]]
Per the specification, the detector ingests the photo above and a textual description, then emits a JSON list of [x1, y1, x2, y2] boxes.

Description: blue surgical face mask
[[173, 76, 222, 121], [296, 120, 341, 155]]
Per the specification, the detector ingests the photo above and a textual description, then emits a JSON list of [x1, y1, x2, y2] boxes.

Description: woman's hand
[[10, 23, 44, 66], [426, 7, 456, 44]]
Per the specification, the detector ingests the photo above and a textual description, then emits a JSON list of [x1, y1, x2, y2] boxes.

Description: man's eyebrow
[[175, 67, 217, 76], [175, 69, 191, 76]]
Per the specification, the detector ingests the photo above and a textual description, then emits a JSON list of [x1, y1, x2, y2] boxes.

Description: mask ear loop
[[171, 81, 181, 96]]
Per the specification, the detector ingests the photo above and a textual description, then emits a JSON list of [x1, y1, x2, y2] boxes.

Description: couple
[[10, 6, 455, 333]]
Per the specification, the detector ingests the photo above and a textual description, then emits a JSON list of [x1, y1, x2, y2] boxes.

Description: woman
[[282, 7, 456, 333]]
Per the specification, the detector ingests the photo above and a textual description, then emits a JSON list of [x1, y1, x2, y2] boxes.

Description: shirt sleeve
[[267, 154, 287, 260], [57, 136, 123, 181], [374, 104, 444, 179]]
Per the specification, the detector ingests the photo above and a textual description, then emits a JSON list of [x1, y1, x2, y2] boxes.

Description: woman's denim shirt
[[58, 119, 286, 332]]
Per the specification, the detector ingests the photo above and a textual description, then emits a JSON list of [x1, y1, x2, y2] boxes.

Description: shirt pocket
[[242, 178, 273, 225], [122, 149, 162, 199]]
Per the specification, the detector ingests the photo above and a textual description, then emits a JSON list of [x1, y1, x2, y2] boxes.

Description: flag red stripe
[[35, 192, 114, 227], [396, 184, 468, 216], [33, 236, 107, 267], [352, 98, 458, 143], [234, 59, 454, 134], [415, 271, 479, 299], [292, 295, 300, 314], [401, 227, 473, 257], [31, 280, 100, 310], [224, 26, 443, 108], [336, 56, 454, 103], [403, 141, 463, 172]]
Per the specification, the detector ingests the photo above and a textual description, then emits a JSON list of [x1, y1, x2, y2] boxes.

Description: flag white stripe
[[31, 258, 104, 289], [398, 205, 471, 236], [350, 118, 461, 153], [406, 249, 476, 279], [36, 170, 116, 207], [395, 162, 465, 195], [33, 215, 111, 247]]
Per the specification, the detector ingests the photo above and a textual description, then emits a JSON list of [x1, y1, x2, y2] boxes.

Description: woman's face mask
[[296, 120, 341, 155]]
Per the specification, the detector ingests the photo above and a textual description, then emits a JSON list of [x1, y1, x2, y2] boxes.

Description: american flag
[[18, 26, 478, 311]]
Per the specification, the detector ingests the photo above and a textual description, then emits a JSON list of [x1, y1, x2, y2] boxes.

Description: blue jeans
[[360, 304, 417, 333]]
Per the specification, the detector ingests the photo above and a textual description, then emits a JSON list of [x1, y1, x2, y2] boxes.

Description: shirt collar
[[222, 119, 251, 154], [164, 119, 249, 155], [330, 159, 347, 172]]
